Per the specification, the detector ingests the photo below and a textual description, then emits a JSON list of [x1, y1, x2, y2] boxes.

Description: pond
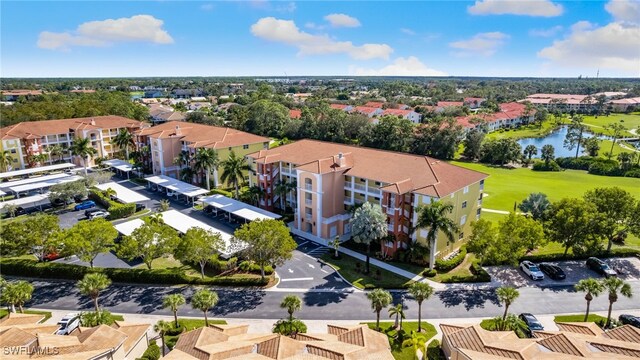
[[517, 126, 608, 158]]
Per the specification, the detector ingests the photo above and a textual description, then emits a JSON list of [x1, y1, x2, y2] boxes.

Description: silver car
[[520, 261, 545, 280], [88, 211, 110, 220], [56, 313, 80, 335]]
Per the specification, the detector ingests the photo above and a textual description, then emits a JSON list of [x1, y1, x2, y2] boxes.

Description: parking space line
[[280, 277, 314, 282], [297, 241, 309, 248]]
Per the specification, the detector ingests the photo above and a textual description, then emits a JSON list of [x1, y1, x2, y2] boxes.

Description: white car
[[520, 261, 545, 280], [88, 210, 110, 220], [56, 313, 80, 335]]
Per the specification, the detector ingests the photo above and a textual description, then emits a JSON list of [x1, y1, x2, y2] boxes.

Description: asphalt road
[[276, 239, 347, 290], [25, 279, 640, 321]]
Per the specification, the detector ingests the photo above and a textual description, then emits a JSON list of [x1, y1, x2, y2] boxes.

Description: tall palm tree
[[194, 148, 219, 190], [367, 288, 393, 331], [602, 277, 633, 328], [191, 289, 219, 326], [351, 202, 388, 274], [243, 185, 265, 206], [408, 282, 434, 333], [496, 286, 520, 321], [154, 320, 172, 357], [388, 303, 405, 331], [48, 144, 64, 164], [0, 150, 14, 172], [220, 151, 249, 198], [103, 187, 117, 200], [77, 273, 111, 313], [617, 152, 633, 171], [112, 129, 133, 160], [274, 182, 290, 210], [402, 331, 427, 360], [70, 137, 97, 175], [162, 294, 186, 327], [574, 278, 604, 322], [413, 201, 460, 271], [280, 295, 302, 321]]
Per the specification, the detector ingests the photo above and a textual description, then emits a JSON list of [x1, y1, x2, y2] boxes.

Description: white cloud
[[200, 3, 214, 11], [249, 0, 296, 13], [324, 13, 361, 28], [529, 25, 563, 37], [538, 21, 640, 75], [38, 15, 173, 50], [605, 0, 640, 24], [468, 0, 563, 17], [250, 17, 392, 60], [400, 28, 416, 35], [350, 56, 447, 76], [449, 32, 510, 56]]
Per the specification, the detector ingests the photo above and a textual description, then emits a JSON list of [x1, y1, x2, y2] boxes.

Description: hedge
[[210, 188, 233, 197], [555, 156, 639, 178], [521, 248, 640, 263], [435, 246, 467, 272], [532, 160, 560, 172], [0, 258, 269, 287], [238, 260, 274, 275], [138, 343, 161, 360], [88, 188, 135, 220]]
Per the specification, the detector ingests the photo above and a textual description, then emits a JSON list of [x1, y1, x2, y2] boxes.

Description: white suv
[[88, 210, 110, 220], [56, 313, 80, 335], [520, 261, 545, 280]]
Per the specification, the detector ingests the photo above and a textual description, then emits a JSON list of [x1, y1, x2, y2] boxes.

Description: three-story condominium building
[[135, 121, 270, 185], [0, 116, 148, 170], [247, 139, 488, 261]]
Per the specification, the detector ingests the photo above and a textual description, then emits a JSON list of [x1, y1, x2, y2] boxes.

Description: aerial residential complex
[[248, 139, 487, 261], [455, 102, 534, 132], [135, 121, 269, 184], [0, 116, 148, 170]]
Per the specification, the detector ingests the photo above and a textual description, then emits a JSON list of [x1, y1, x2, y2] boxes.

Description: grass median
[[320, 253, 413, 289]]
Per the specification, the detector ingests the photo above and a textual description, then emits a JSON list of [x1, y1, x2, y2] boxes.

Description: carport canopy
[[114, 218, 145, 237], [0, 173, 71, 190], [0, 193, 50, 211], [9, 175, 83, 196], [95, 182, 149, 203], [102, 159, 134, 172], [0, 163, 75, 180], [145, 175, 209, 202], [201, 194, 281, 222]]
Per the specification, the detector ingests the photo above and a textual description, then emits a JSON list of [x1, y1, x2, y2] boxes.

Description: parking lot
[[485, 257, 640, 287]]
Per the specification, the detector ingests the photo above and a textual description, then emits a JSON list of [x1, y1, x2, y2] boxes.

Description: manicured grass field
[[451, 161, 640, 212], [320, 253, 413, 289], [362, 321, 437, 360], [554, 314, 607, 323], [486, 119, 560, 140], [581, 113, 640, 136], [0, 309, 52, 322]]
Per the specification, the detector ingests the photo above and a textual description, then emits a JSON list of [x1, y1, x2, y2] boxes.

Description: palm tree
[[112, 129, 133, 160], [496, 286, 520, 321], [0, 281, 34, 313], [574, 278, 604, 322], [540, 144, 555, 166], [4, 204, 18, 218], [606, 123, 626, 159], [244, 185, 265, 206], [602, 277, 633, 328], [402, 331, 427, 360], [77, 273, 111, 313], [191, 289, 219, 326], [274, 181, 296, 210], [103, 187, 117, 200], [522, 145, 537, 166], [491, 314, 527, 334], [48, 144, 64, 164], [154, 320, 172, 357], [220, 151, 249, 198], [328, 236, 341, 258], [162, 294, 186, 327], [70, 137, 97, 175], [158, 199, 170, 212], [408, 282, 434, 333], [194, 148, 219, 190], [0, 150, 14, 172], [280, 295, 302, 321], [518, 193, 550, 221], [367, 288, 393, 331], [351, 202, 388, 274], [413, 201, 460, 271], [617, 152, 633, 171], [388, 303, 405, 331]]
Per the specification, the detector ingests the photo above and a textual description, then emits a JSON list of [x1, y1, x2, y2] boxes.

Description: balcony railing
[[353, 183, 366, 191], [368, 187, 381, 195], [387, 223, 394, 231], [305, 199, 312, 206], [305, 184, 313, 191], [305, 214, 313, 221], [386, 207, 395, 215]]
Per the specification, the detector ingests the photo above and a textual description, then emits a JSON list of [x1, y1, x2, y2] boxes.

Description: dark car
[[52, 198, 66, 207], [135, 203, 146, 212], [586, 257, 617, 278], [519, 313, 544, 337], [619, 314, 640, 328], [539, 263, 566, 280]]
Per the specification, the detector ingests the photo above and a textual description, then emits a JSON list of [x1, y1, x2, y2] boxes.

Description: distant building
[[330, 103, 353, 111], [455, 102, 534, 132], [525, 93, 596, 112], [609, 97, 640, 112], [289, 109, 302, 119], [352, 106, 383, 118], [364, 101, 385, 108], [1, 90, 43, 101], [464, 97, 486, 109], [173, 89, 204, 99], [381, 108, 422, 124]]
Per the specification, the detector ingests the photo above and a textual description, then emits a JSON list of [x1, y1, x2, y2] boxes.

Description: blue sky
[[1, 1, 638, 78]]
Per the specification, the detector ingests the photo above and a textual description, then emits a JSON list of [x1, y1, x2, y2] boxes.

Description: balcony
[[305, 184, 313, 191], [281, 167, 294, 176], [386, 206, 395, 215], [368, 187, 381, 195], [387, 223, 395, 231], [305, 214, 313, 221], [353, 183, 366, 192], [305, 198, 312, 206]]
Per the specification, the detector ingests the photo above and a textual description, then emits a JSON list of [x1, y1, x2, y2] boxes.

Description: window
[[476, 208, 482, 219], [228, 147, 232, 151], [243, 144, 249, 150], [463, 186, 469, 194], [375, 181, 381, 186], [329, 225, 337, 238], [480, 179, 485, 190], [460, 215, 467, 225], [304, 178, 312, 190], [461, 201, 467, 209], [458, 232, 464, 240], [305, 193, 312, 205]]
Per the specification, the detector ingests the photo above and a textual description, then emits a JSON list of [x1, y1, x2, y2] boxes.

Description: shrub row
[[210, 188, 233, 197], [555, 156, 640, 178], [238, 260, 274, 275], [88, 188, 135, 220], [435, 246, 467, 272], [440, 260, 491, 283], [138, 343, 161, 360], [0, 258, 269, 287], [532, 160, 560, 172], [521, 247, 640, 263]]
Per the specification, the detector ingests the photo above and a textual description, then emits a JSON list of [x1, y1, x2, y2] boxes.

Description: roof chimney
[[90, 118, 96, 126], [337, 152, 345, 167], [175, 125, 182, 136]]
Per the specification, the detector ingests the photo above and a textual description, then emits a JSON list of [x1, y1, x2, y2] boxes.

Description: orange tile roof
[[353, 106, 380, 114], [382, 109, 413, 117], [455, 102, 531, 128], [0, 116, 148, 140], [1, 90, 43, 96], [248, 139, 487, 196], [330, 104, 349, 110], [289, 109, 302, 119], [136, 121, 269, 149], [438, 101, 464, 107], [364, 101, 384, 108]]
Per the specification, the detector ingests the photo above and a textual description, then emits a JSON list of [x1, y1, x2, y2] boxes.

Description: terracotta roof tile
[[0, 116, 148, 140], [136, 121, 269, 149]]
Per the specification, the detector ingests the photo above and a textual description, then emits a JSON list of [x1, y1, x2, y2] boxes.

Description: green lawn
[[486, 118, 561, 140], [452, 161, 640, 211], [320, 253, 413, 289], [432, 254, 477, 283], [554, 314, 607, 323], [0, 309, 52, 323], [362, 321, 437, 360], [581, 114, 640, 137]]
